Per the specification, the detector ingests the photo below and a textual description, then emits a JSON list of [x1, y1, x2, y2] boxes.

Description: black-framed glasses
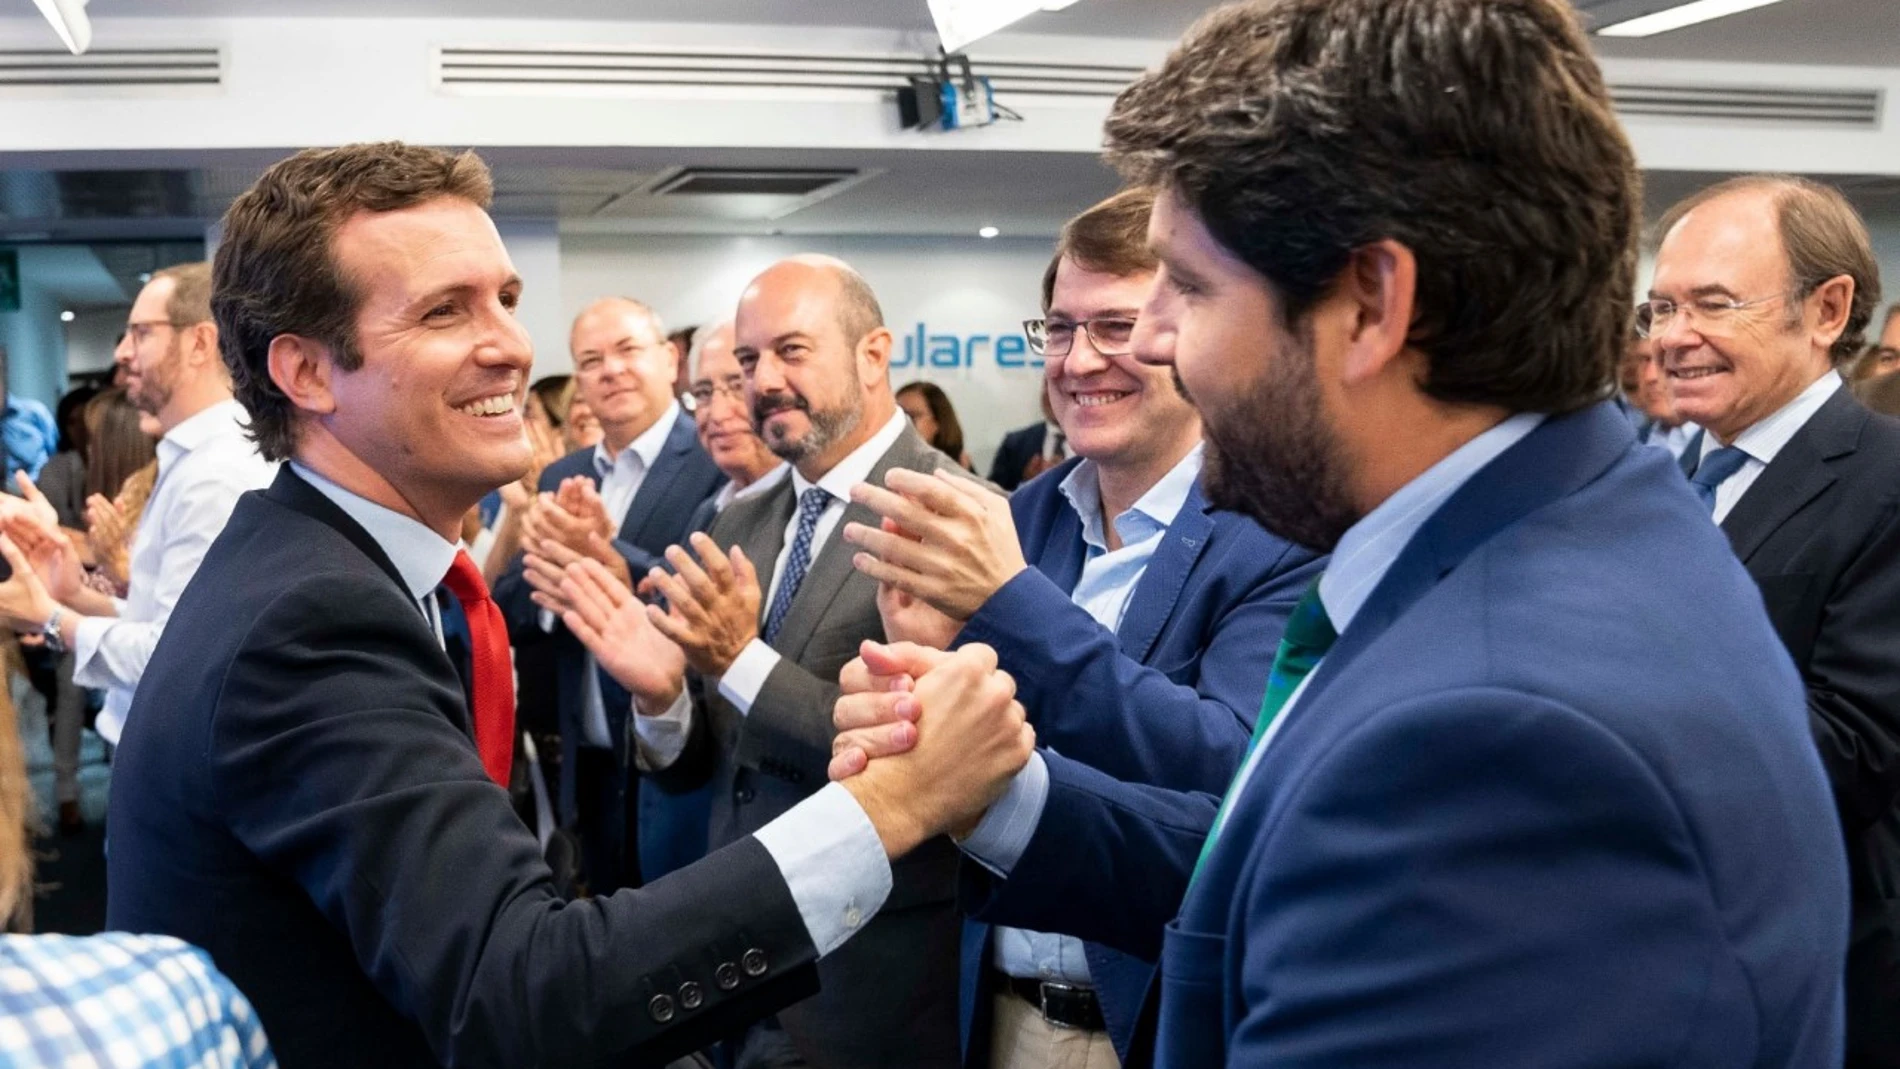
[[1632, 290, 1801, 339], [1023, 316, 1137, 358]]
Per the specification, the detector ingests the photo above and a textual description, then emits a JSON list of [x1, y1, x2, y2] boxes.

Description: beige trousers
[[988, 990, 1122, 1069]]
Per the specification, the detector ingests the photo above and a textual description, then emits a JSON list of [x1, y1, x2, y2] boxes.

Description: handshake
[[829, 640, 1038, 859]]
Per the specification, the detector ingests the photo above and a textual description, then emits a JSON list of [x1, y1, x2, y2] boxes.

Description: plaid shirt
[[0, 931, 275, 1068]]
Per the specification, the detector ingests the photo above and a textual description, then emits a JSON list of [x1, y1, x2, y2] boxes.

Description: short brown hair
[[213, 142, 495, 461], [1042, 186, 1158, 310], [1658, 175, 1881, 366], [1101, 0, 1639, 414], [152, 261, 212, 327]]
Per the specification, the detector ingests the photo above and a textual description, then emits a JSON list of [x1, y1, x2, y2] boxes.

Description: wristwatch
[[41, 607, 66, 654]]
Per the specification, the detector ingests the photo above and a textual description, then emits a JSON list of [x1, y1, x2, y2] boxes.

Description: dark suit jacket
[[106, 467, 818, 1069], [951, 457, 1324, 1063], [966, 403, 1849, 1067], [653, 423, 965, 1069], [985, 422, 1046, 492], [493, 411, 724, 885], [1684, 388, 1900, 1067]]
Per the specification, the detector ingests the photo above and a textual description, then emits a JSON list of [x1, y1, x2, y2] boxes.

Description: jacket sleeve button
[[679, 981, 705, 1011], [715, 962, 741, 990], [742, 948, 769, 977], [648, 993, 676, 1023]]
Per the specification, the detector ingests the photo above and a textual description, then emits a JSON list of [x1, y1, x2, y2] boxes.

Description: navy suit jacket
[[107, 467, 817, 1068], [986, 422, 1046, 493], [494, 412, 725, 836], [965, 403, 1849, 1067], [951, 456, 1323, 1062]]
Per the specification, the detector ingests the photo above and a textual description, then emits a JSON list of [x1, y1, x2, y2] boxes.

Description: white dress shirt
[[960, 412, 1548, 875], [992, 446, 1202, 986], [631, 409, 910, 760], [712, 461, 790, 513], [298, 458, 892, 958], [540, 402, 682, 749], [79, 400, 277, 744], [1701, 371, 1841, 524]]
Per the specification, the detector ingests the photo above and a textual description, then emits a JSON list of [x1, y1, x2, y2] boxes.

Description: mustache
[[753, 392, 809, 424]]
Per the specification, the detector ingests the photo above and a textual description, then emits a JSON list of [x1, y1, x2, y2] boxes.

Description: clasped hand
[[828, 640, 1036, 855]]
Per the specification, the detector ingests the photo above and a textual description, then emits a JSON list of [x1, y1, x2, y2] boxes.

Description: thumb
[[15, 472, 47, 505]]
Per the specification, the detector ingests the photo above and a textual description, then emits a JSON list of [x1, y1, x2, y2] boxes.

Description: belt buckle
[[1036, 980, 1086, 1031]]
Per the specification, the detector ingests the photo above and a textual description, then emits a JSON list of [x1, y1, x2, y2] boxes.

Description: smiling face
[[1134, 189, 1358, 551], [1045, 255, 1199, 476], [322, 196, 533, 526], [1650, 189, 1835, 444], [570, 300, 679, 452], [691, 321, 779, 482]]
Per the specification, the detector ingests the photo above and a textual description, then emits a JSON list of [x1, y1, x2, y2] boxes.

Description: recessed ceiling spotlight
[[138, 272, 152, 282], [978, 225, 1000, 239], [59, 309, 76, 322]]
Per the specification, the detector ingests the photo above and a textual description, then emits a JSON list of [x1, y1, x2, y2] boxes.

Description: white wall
[[64, 308, 128, 377], [560, 233, 1055, 473]]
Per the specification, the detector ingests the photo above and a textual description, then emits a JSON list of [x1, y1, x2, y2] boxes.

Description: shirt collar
[[593, 400, 683, 478], [288, 461, 460, 605], [157, 398, 248, 468], [1320, 412, 1546, 634], [1703, 370, 1841, 467], [792, 409, 910, 504], [1058, 443, 1205, 551], [717, 461, 790, 510]]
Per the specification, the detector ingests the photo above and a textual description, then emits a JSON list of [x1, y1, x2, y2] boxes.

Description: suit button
[[742, 948, 768, 977], [715, 962, 741, 990], [678, 982, 704, 1011], [648, 993, 676, 1023], [735, 786, 756, 804]]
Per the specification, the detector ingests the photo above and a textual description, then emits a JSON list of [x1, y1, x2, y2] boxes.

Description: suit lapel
[[733, 478, 796, 616], [267, 467, 410, 598], [1719, 388, 1862, 564], [1035, 491, 1090, 596], [1115, 481, 1214, 664], [769, 426, 939, 659], [1295, 402, 1636, 717], [617, 412, 695, 544]]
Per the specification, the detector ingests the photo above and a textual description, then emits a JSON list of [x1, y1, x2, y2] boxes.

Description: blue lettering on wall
[[897, 322, 1042, 369]]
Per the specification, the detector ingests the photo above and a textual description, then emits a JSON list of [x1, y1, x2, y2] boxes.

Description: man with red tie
[[103, 141, 1037, 1069]]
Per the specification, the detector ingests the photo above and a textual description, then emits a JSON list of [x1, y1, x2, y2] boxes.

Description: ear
[[1807, 273, 1854, 353], [857, 326, 894, 389], [185, 320, 221, 370], [1336, 239, 1418, 387], [267, 335, 339, 417]]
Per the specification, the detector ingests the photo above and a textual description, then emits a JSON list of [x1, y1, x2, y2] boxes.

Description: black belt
[[998, 971, 1106, 1032]]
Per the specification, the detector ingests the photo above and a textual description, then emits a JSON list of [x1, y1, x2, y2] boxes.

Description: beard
[[1199, 332, 1359, 553], [754, 380, 863, 464], [128, 339, 181, 417]]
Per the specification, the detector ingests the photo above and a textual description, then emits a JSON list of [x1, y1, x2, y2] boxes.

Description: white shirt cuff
[[755, 782, 894, 957], [717, 638, 780, 716], [958, 752, 1050, 878], [631, 687, 694, 772], [68, 614, 112, 686], [537, 607, 556, 633]]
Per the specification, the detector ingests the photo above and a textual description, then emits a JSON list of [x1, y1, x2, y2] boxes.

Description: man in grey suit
[[569, 255, 965, 1068]]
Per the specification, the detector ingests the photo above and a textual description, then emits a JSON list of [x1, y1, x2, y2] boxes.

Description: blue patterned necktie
[[1688, 445, 1750, 513], [1190, 578, 1336, 883], [762, 486, 833, 645]]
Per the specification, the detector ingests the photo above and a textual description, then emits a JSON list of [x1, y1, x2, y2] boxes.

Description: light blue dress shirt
[[960, 413, 1546, 875], [991, 446, 1202, 986]]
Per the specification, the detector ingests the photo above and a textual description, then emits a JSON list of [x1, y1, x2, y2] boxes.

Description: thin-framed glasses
[[1023, 316, 1138, 358], [687, 375, 746, 409], [1633, 291, 1800, 339], [123, 319, 179, 347]]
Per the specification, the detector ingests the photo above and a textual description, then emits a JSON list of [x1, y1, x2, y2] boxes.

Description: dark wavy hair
[[212, 142, 494, 460], [896, 381, 966, 460], [1102, 0, 1641, 414]]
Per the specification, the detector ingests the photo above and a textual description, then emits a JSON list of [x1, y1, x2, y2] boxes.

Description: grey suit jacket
[[658, 423, 965, 1068]]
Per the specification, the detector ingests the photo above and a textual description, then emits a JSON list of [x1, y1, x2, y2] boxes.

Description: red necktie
[[440, 549, 515, 787]]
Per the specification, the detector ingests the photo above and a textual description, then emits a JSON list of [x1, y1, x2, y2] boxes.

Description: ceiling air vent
[[1610, 83, 1881, 127], [0, 47, 222, 92], [653, 168, 858, 198]]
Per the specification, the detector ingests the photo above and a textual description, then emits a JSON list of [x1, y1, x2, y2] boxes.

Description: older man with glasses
[[0, 262, 275, 749], [1647, 174, 1900, 1067]]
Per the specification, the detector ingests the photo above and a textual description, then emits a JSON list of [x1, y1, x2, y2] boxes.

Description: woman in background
[[897, 381, 974, 471], [81, 390, 159, 596]]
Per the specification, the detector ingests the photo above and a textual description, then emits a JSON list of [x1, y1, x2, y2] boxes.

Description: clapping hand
[[842, 468, 1026, 622], [549, 557, 688, 714], [640, 532, 762, 678]]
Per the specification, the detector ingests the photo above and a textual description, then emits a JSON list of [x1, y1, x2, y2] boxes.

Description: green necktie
[[1190, 578, 1337, 882]]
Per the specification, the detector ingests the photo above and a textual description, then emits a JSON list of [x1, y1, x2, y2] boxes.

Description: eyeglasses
[[123, 319, 180, 347], [1023, 317, 1137, 358], [1632, 290, 1800, 339], [687, 375, 746, 409]]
